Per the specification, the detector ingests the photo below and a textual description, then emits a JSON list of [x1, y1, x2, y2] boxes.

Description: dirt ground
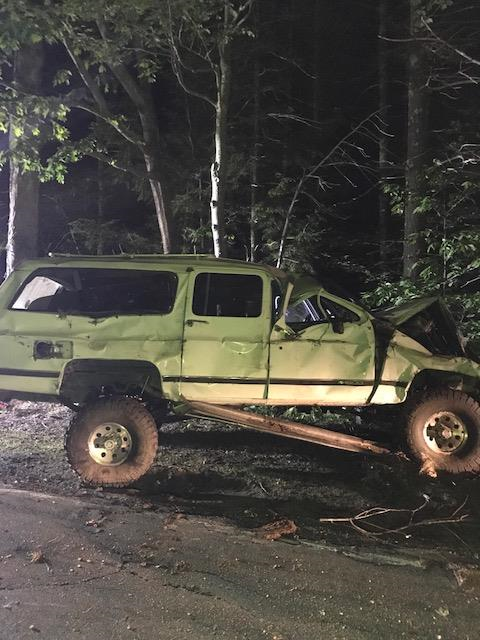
[[1, 401, 480, 639], [0, 400, 479, 553]]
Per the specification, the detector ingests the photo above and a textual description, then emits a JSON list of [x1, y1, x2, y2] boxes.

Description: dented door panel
[[180, 269, 270, 402], [268, 320, 376, 404], [268, 288, 376, 405]]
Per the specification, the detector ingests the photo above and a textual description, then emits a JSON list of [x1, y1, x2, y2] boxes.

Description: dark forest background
[[1, 0, 480, 341]]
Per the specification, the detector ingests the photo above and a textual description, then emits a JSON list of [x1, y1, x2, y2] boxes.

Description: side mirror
[[332, 317, 344, 334]]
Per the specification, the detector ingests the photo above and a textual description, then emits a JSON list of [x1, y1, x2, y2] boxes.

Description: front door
[[181, 269, 270, 402], [268, 292, 375, 405]]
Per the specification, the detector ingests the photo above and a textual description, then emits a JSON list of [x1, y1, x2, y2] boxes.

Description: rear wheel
[[65, 396, 158, 487], [406, 390, 480, 473]]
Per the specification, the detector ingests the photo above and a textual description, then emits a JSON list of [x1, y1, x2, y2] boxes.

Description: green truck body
[[0, 254, 478, 406], [1, 254, 479, 485]]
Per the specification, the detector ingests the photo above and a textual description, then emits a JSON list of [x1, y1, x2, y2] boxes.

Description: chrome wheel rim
[[88, 422, 133, 466], [423, 411, 468, 454]]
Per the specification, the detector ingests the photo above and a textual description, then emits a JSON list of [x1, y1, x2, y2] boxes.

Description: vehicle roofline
[[11, 254, 290, 282]]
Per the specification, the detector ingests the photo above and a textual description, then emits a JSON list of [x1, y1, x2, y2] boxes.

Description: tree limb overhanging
[[273, 110, 383, 267]]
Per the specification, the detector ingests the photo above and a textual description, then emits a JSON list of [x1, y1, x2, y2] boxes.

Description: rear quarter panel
[[0, 266, 188, 400]]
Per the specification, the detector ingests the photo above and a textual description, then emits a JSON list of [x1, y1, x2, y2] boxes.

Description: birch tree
[[6, 41, 44, 273], [169, 0, 255, 257]]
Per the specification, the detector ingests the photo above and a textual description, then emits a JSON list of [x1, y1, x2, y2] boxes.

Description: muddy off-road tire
[[406, 390, 480, 474], [65, 397, 158, 487]]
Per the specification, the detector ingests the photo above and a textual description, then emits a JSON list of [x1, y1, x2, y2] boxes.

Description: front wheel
[[65, 396, 159, 487], [406, 389, 480, 474]]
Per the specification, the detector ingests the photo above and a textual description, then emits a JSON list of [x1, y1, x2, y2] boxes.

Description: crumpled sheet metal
[[268, 314, 375, 404], [370, 330, 480, 404], [377, 296, 441, 326], [0, 272, 189, 398]]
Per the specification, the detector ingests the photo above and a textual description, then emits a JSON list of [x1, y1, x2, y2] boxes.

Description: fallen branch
[[319, 496, 469, 538]]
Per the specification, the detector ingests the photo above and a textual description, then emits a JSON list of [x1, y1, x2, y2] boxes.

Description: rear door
[[180, 269, 270, 402]]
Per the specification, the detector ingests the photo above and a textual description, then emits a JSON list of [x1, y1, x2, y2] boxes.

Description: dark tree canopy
[[0, 0, 480, 341]]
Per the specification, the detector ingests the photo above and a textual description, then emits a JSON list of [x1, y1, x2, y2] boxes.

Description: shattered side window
[[193, 272, 263, 317], [12, 276, 63, 311], [10, 268, 178, 316], [319, 296, 360, 323], [285, 296, 327, 328]]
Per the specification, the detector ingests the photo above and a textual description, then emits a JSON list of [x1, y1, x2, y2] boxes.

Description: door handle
[[185, 319, 209, 327]]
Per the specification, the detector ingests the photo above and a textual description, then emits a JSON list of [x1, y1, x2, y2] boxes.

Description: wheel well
[[408, 369, 479, 399], [59, 359, 163, 406]]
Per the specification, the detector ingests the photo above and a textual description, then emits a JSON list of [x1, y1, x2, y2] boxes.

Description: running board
[[186, 402, 391, 456]]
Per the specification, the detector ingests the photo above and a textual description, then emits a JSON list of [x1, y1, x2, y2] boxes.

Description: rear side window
[[11, 268, 178, 316], [192, 272, 263, 317]]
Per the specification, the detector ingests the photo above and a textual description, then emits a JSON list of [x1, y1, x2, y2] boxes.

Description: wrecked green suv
[[0, 254, 479, 486]]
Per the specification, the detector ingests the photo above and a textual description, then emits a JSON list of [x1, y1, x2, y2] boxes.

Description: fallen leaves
[[258, 518, 298, 541], [85, 515, 106, 533], [451, 564, 480, 593], [29, 550, 45, 564], [28, 548, 51, 572]]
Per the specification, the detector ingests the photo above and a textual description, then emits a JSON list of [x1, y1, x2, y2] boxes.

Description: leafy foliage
[[0, 0, 479, 347]]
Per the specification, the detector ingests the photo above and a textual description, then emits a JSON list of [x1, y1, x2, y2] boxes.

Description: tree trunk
[[281, 0, 294, 176], [7, 166, 40, 275], [276, 177, 304, 269], [403, 0, 430, 279], [378, 0, 389, 265], [210, 25, 231, 258], [138, 101, 172, 254], [144, 153, 172, 254], [97, 160, 105, 255], [312, 0, 320, 123], [6, 43, 44, 275], [249, 52, 260, 262], [94, 22, 173, 255]]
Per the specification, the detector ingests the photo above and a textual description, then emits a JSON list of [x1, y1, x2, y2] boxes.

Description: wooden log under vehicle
[[186, 401, 391, 456]]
